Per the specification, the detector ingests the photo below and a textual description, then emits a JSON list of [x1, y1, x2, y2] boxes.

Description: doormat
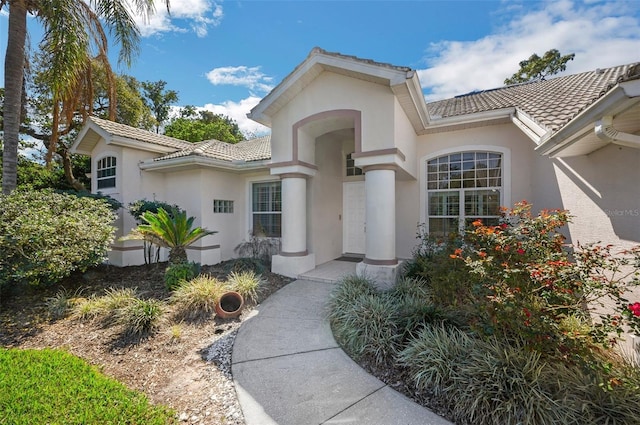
[[335, 256, 363, 263]]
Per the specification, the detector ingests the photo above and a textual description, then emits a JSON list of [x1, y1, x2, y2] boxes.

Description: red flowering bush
[[451, 201, 640, 362]]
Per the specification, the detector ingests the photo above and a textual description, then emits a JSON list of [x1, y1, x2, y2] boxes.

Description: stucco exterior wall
[[270, 72, 396, 164], [393, 97, 418, 178], [538, 144, 640, 248]]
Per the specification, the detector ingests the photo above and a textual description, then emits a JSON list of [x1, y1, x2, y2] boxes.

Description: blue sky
[[2, 0, 640, 136]]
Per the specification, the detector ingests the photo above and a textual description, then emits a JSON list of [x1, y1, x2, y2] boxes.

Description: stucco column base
[[271, 254, 316, 278], [356, 261, 403, 291]]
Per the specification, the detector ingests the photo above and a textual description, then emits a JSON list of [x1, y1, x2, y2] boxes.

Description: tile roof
[[88, 116, 192, 150], [153, 135, 271, 163], [427, 63, 640, 132]]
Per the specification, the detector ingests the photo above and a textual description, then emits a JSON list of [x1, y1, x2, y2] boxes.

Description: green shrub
[[227, 270, 263, 303], [556, 357, 640, 425], [329, 277, 400, 364], [56, 190, 123, 211], [387, 278, 455, 340], [116, 298, 163, 336], [398, 324, 479, 398], [128, 199, 184, 222], [328, 275, 376, 306], [451, 202, 640, 361], [72, 288, 138, 323], [405, 233, 482, 312], [399, 324, 575, 425], [170, 275, 227, 320], [73, 295, 107, 321], [0, 190, 116, 287], [46, 289, 75, 319], [0, 348, 175, 424], [164, 262, 200, 290]]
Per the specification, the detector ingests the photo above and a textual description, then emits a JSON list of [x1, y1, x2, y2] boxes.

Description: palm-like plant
[[123, 208, 217, 265], [2, 0, 169, 194]]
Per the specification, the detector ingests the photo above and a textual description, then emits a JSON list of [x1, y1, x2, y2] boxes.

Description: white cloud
[[129, 0, 223, 38], [419, 0, 640, 101], [205, 66, 274, 93], [174, 96, 269, 137]]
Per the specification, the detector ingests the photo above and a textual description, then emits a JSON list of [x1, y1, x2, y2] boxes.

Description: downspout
[[595, 116, 640, 149]]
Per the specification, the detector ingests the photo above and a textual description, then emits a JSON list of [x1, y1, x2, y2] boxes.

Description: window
[[96, 156, 116, 189], [346, 153, 363, 176], [252, 181, 281, 237], [427, 151, 502, 236], [214, 200, 234, 213]]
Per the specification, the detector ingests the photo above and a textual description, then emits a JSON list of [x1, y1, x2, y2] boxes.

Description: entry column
[[356, 165, 400, 289], [280, 174, 308, 255], [271, 171, 316, 278]]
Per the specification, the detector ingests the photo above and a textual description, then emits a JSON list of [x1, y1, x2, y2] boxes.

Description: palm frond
[[121, 207, 216, 254]]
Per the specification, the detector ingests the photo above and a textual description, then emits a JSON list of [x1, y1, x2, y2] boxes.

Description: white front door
[[343, 181, 366, 254]]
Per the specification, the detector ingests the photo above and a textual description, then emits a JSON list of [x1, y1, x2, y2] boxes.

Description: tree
[[504, 49, 575, 85], [1, 0, 169, 195], [164, 107, 245, 143], [141, 80, 179, 133], [6, 55, 153, 190], [122, 207, 217, 265]]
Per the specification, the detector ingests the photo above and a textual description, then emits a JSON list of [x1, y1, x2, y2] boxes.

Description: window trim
[[420, 146, 511, 234], [246, 176, 282, 238], [94, 153, 119, 193]]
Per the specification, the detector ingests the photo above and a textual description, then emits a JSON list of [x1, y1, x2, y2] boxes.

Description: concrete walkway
[[231, 276, 453, 425]]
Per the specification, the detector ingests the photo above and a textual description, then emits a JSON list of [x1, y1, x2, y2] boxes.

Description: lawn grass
[[0, 348, 176, 424]]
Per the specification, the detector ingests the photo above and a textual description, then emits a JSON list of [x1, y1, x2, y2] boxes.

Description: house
[[71, 47, 640, 285]]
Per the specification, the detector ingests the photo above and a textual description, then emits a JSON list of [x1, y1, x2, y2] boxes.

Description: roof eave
[[421, 107, 515, 133], [390, 71, 432, 132], [536, 80, 640, 157], [511, 109, 550, 144], [70, 119, 112, 155]]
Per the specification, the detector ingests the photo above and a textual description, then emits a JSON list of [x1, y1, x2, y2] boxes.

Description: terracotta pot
[[215, 291, 244, 319]]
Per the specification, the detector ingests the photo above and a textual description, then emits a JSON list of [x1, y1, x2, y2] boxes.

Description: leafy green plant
[[164, 261, 200, 291], [170, 275, 227, 320], [73, 295, 106, 321], [227, 270, 264, 303], [128, 200, 184, 264], [399, 324, 575, 425], [121, 207, 216, 265], [329, 276, 400, 365], [128, 199, 184, 222], [73, 287, 137, 323], [116, 298, 163, 336], [450, 201, 640, 361], [0, 348, 175, 424], [57, 189, 123, 211], [0, 190, 116, 288], [46, 288, 81, 319]]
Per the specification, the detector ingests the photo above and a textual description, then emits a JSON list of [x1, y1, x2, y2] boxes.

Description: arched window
[[426, 151, 502, 236], [96, 156, 116, 189]]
